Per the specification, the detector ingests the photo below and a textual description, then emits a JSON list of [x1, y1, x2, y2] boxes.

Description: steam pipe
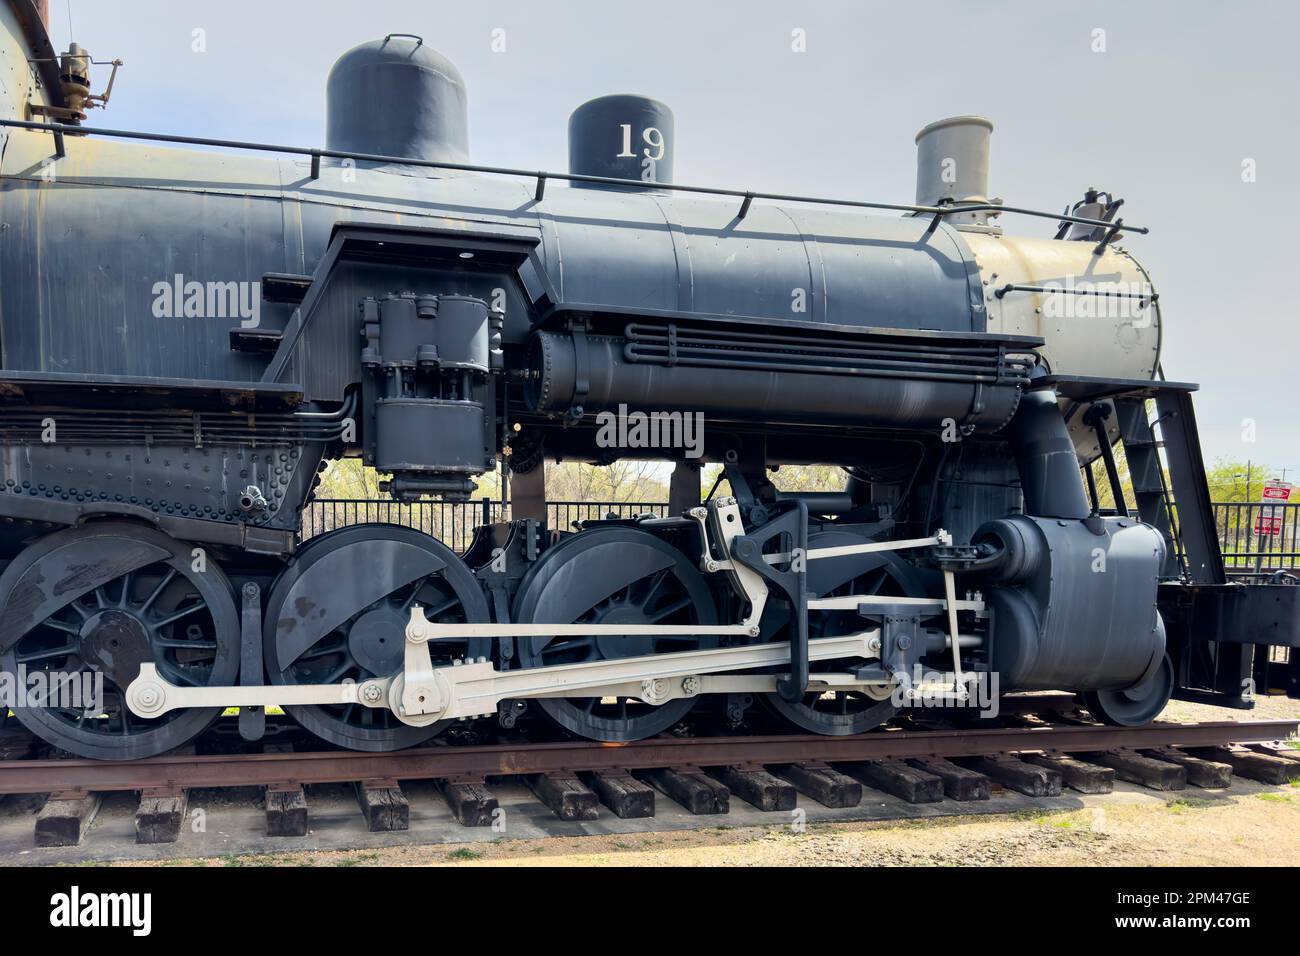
[[1006, 381, 1091, 520]]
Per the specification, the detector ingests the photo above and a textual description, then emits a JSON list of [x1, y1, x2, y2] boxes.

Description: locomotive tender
[[0, 1, 1294, 759]]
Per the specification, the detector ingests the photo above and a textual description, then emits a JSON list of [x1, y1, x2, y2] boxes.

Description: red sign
[[1254, 515, 1284, 536], [1256, 480, 1292, 536]]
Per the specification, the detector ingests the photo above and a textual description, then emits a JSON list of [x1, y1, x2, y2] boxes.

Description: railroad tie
[[905, 757, 992, 801], [1189, 746, 1300, 785], [1080, 750, 1186, 791], [438, 778, 499, 827], [961, 755, 1062, 797], [524, 773, 600, 821], [135, 787, 189, 845], [580, 770, 656, 819], [1022, 753, 1114, 794], [265, 784, 308, 838], [355, 778, 409, 832], [1140, 748, 1233, 789], [706, 765, 797, 812], [635, 766, 729, 815], [1246, 742, 1300, 765], [35, 790, 102, 848], [769, 762, 863, 808], [839, 759, 944, 804]]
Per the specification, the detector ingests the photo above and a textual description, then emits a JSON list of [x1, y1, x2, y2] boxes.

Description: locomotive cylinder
[[975, 514, 1168, 692]]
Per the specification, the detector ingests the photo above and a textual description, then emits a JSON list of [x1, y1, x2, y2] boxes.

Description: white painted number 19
[[617, 124, 666, 161]]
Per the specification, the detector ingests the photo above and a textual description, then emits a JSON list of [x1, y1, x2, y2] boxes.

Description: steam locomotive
[[0, 0, 1294, 760]]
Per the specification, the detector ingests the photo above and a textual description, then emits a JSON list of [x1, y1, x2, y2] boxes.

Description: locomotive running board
[[125, 625, 887, 726]]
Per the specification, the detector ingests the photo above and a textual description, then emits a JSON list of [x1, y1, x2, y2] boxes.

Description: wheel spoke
[[42, 617, 81, 634], [140, 568, 178, 613], [401, 578, 440, 611], [155, 637, 217, 650], [419, 595, 460, 620], [297, 639, 349, 661], [151, 602, 206, 628], [322, 660, 358, 684], [166, 668, 202, 688], [647, 596, 691, 623], [640, 569, 670, 606], [15, 643, 78, 664]]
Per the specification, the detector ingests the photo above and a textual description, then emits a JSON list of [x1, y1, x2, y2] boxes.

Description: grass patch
[[1014, 808, 1072, 825], [1167, 797, 1218, 814], [447, 847, 484, 860], [1257, 792, 1292, 804]]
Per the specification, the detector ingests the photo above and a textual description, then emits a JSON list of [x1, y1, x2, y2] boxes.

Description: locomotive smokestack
[[914, 115, 993, 226], [569, 94, 674, 188], [326, 34, 469, 167]]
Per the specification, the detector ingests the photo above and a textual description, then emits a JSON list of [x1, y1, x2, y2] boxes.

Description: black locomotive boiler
[[0, 4, 1294, 760]]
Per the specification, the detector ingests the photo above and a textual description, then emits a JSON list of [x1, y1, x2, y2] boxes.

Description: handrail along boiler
[[0, 2, 1293, 759]]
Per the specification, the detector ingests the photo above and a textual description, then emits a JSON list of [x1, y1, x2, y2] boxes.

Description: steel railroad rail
[[0, 719, 1293, 795]]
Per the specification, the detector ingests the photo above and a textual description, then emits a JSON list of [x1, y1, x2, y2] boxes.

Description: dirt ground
[[1160, 693, 1300, 725], [113, 785, 1299, 868], [107, 695, 1299, 868]]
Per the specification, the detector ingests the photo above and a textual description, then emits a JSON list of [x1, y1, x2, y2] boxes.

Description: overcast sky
[[53, 0, 1300, 484]]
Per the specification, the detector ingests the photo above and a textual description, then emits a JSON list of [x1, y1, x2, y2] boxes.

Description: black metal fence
[[1213, 502, 1300, 576], [302, 498, 670, 552], [302, 498, 1299, 575]]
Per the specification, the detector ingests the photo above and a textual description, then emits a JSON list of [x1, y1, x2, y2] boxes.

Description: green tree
[[1203, 458, 1273, 502]]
